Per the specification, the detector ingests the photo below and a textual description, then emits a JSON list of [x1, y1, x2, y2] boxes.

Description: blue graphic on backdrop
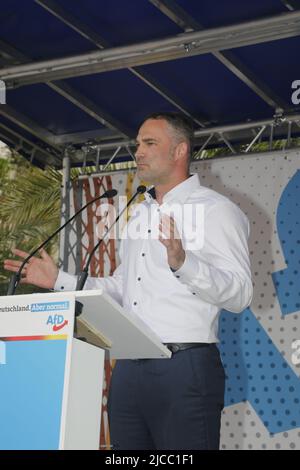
[[219, 169, 300, 435], [272, 170, 300, 316], [219, 308, 300, 434]]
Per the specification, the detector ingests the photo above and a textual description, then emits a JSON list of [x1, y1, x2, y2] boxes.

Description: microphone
[[6, 188, 118, 295], [76, 185, 147, 290]]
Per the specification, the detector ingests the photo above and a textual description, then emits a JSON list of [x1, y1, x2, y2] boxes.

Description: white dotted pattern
[[192, 150, 300, 449]]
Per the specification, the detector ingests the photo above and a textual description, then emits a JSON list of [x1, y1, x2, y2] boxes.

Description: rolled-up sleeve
[[173, 201, 253, 313]]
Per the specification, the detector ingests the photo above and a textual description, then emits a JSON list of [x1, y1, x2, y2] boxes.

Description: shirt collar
[[144, 174, 201, 205]]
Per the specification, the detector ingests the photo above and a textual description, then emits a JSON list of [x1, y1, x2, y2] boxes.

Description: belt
[[163, 342, 212, 354]]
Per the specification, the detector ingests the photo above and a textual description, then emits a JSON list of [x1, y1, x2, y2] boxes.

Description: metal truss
[[0, 105, 62, 165], [193, 113, 300, 159], [60, 152, 119, 277], [0, 122, 60, 165], [37, 0, 289, 118], [0, 39, 132, 166], [51, 129, 120, 146], [59, 152, 73, 271], [0, 40, 132, 139], [1, 11, 300, 87], [194, 114, 300, 155], [34, 0, 208, 127], [63, 112, 300, 171], [148, 0, 288, 111], [47, 81, 132, 137], [281, 0, 300, 10], [1, 4, 300, 169]]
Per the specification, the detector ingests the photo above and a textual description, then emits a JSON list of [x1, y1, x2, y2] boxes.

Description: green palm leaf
[[0, 152, 62, 294]]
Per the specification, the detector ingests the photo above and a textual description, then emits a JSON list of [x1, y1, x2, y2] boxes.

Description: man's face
[[135, 118, 177, 184]]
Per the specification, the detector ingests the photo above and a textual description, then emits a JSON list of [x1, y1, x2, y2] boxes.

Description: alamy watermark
[[291, 339, 300, 366], [0, 80, 6, 104], [291, 80, 300, 105], [94, 199, 205, 250]]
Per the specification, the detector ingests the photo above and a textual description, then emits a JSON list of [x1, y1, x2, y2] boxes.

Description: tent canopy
[[0, 0, 300, 168]]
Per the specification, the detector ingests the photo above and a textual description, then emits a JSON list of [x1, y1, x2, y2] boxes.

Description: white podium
[[0, 290, 170, 450]]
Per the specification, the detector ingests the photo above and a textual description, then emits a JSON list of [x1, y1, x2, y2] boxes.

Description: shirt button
[[137, 277, 141, 281], [142, 253, 146, 257], [133, 301, 137, 306], [176, 275, 180, 279], [61, 286, 64, 290], [193, 292, 196, 295]]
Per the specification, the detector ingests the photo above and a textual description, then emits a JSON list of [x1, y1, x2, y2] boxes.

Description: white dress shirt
[[55, 174, 253, 343]]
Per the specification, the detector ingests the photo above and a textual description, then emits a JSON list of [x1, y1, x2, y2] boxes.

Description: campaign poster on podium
[[0, 292, 75, 450]]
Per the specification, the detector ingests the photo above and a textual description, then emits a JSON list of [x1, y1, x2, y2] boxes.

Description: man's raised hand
[[4, 248, 59, 290]]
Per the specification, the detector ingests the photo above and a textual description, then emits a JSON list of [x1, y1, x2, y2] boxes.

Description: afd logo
[[31, 301, 70, 313], [47, 314, 69, 332]]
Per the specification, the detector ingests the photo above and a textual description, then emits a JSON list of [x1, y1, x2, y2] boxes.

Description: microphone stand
[[76, 185, 146, 291], [6, 189, 118, 296], [74, 186, 146, 340]]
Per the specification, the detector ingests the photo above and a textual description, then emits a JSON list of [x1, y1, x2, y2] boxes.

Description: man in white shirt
[[4, 112, 253, 450]]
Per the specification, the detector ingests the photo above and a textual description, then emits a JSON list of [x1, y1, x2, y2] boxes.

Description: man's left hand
[[159, 214, 185, 271]]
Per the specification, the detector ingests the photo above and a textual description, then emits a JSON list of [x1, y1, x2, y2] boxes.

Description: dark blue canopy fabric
[[0, 0, 300, 167]]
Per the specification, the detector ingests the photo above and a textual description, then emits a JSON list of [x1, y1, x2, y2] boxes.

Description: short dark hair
[[140, 112, 194, 158]]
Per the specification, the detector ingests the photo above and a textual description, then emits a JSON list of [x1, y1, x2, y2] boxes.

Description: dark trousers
[[107, 344, 225, 450]]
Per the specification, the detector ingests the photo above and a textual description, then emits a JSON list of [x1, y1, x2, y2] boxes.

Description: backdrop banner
[[63, 149, 300, 450]]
